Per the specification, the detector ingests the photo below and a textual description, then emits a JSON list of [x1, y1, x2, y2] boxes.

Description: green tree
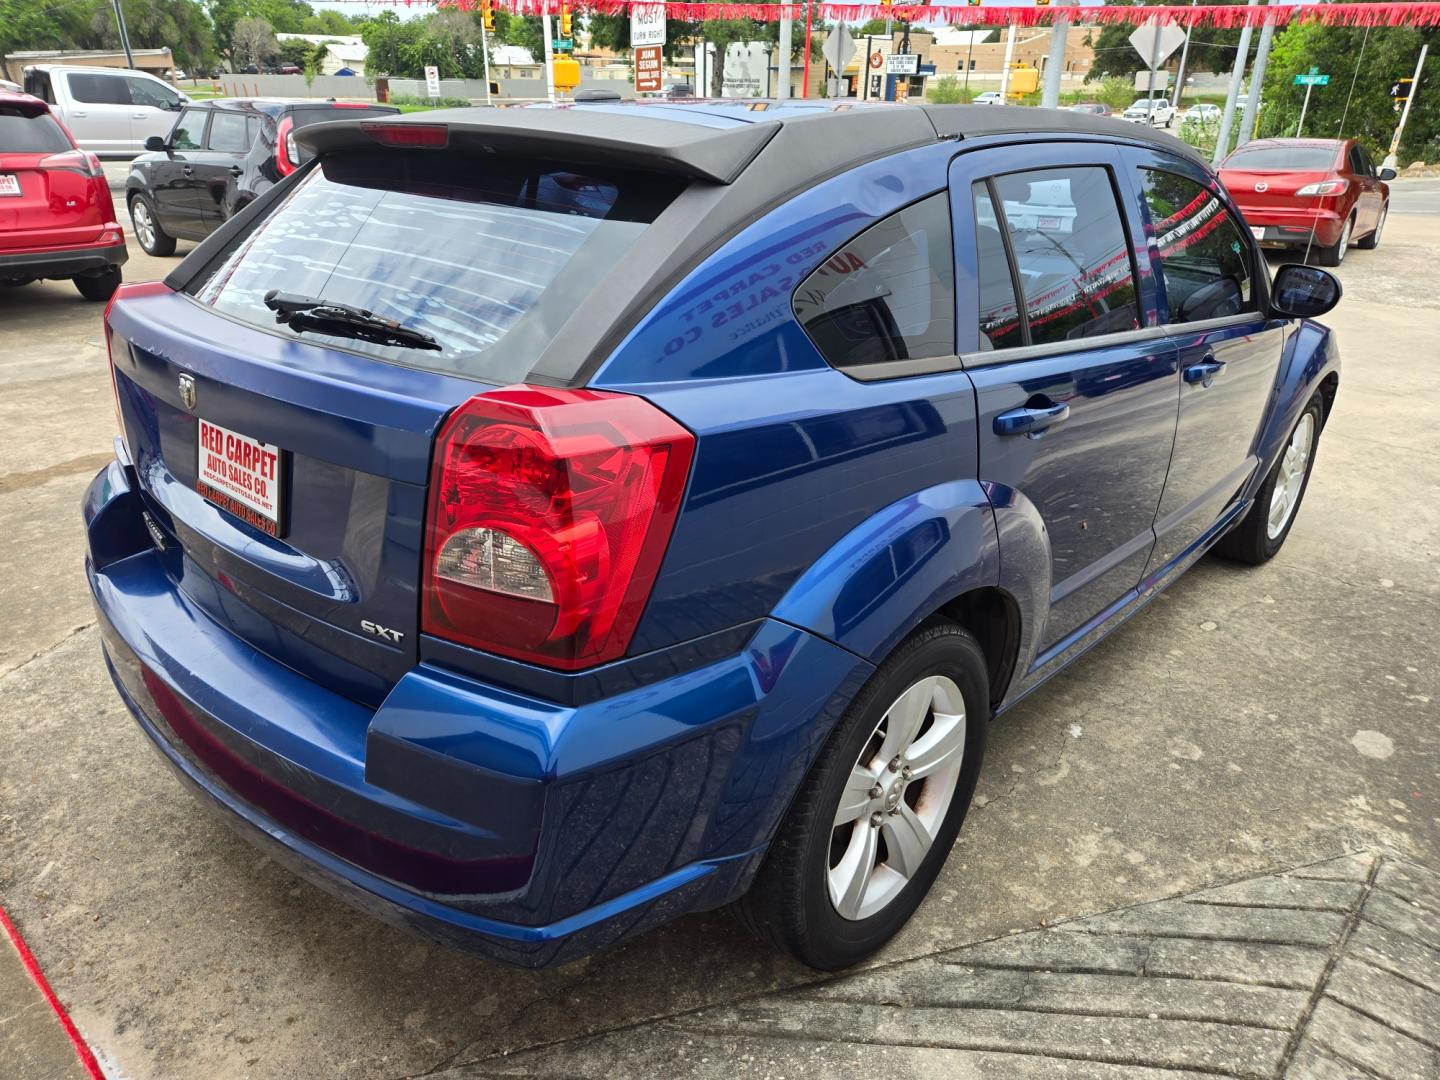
[[1261, 23, 1440, 162]]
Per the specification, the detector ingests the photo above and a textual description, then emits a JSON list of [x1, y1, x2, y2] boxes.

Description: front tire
[[1357, 204, 1386, 250], [128, 194, 176, 257], [734, 621, 988, 970], [1216, 395, 1324, 565], [74, 266, 121, 301]]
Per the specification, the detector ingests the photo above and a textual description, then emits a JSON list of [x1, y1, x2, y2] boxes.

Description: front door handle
[[182, 165, 194, 175], [131, 112, 147, 119], [228, 165, 243, 177], [994, 399, 1071, 437], [1183, 355, 1225, 387]]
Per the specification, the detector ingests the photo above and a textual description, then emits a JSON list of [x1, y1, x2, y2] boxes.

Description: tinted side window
[[991, 167, 1140, 345], [169, 109, 206, 150], [66, 73, 128, 105], [207, 110, 251, 152], [794, 193, 955, 370], [1138, 168, 1253, 323], [972, 183, 1023, 350], [126, 76, 180, 110]]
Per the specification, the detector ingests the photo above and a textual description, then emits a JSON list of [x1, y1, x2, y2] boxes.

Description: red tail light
[[422, 387, 694, 671], [104, 281, 173, 445], [38, 149, 103, 177], [275, 116, 298, 176], [362, 122, 448, 148]]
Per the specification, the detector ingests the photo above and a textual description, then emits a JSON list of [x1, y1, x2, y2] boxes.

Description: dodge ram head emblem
[[178, 372, 197, 410]]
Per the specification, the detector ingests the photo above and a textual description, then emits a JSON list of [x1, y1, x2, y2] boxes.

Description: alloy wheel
[[1267, 412, 1315, 540], [828, 675, 966, 921], [131, 200, 156, 252], [1337, 217, 1353, 262]]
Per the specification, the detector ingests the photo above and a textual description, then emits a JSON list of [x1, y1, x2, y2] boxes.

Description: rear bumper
[[0, 238, 127, 279], [1236, 205, 1346, 248], [84, 457, 869, 967]]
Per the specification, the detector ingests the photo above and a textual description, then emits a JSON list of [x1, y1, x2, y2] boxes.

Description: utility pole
[[964, 31, 974, 94], [999, 21, 1017, 100], [778, 16, 792, 98], [1213, 0, 1260, 165], [1171, 0, 1197, 109], [1384, 42, 1428, 170], [1236, 8, 1275, 146], [110, 0, 135, 69], [480, 20, 493, 105], [1041, 0, 1076, 110], [542, 12, 556, 102]]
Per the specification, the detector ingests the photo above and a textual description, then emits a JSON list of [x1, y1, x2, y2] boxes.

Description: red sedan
[[0, 88, 126, 300], [1219, 137, 1394, 267]]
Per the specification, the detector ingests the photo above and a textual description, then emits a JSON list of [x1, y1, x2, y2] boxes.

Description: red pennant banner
[[378, 1, 1440, 27]]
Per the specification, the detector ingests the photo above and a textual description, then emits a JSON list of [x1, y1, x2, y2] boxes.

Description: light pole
[[1214, 0, 1260, 165], [1384, 43, 1428, 170], [779, 16, 792, 98], [1171, 0, 1197, 109], [110, 0, 135, 69], [1236, 9, 1275, 145]]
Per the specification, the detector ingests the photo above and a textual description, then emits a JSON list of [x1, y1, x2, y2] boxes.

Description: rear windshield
[[0, 107, 71, 153], [1224, 145, 1340, 171], [188, 151, 683, 381]]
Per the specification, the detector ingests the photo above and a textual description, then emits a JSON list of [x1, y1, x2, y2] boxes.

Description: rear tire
[[1316, 214, 1353, 267], [1215, 395, 1324, 565], [128, 194, 176, 257], [74, 266, 121, 302], [1357, 204, 1386, 250], [734, 621, 988, 970]]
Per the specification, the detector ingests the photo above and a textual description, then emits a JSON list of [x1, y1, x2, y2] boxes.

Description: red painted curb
[[0, 904, 105, 1080]]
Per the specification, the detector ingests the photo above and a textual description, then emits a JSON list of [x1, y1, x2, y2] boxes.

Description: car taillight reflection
[[422, 386, 694, 671]]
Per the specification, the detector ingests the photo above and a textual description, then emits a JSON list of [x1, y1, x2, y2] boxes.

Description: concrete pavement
[[0, 195, 1436, 1080]]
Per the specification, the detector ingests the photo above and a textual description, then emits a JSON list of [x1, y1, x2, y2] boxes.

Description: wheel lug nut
[[887, 756, 902, 772], [870, 812, 883, 827], [869, 784, 884, 799], [901, 766, 913, 780]]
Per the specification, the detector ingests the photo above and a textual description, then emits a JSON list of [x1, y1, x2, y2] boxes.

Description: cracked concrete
[[0, 191, 1437, 1080]]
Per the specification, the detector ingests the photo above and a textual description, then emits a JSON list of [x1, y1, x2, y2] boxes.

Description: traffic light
[[1036, 0, 1050, 5], [880, 0, 892, 8], [1390, 77, 1412, 100], [480, 0, 494, 33], [560, 4, 572, 38], [968, 0, 982, 7]]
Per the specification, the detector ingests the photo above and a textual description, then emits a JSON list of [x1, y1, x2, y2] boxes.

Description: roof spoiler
[[295, 109, 782, 185]]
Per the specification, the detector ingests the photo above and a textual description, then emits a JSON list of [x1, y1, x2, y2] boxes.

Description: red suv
[[0, 89, 127, 300], [1219, 137, 1393, 267]]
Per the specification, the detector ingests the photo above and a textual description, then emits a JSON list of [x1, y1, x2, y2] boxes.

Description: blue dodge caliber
[[85, 102, 1342, 969]]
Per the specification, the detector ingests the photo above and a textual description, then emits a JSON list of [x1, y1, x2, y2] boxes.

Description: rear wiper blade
[[263, 290, 442, 352]]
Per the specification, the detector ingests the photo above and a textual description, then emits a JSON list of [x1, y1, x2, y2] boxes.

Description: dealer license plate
[[0, 174, 21, 197], [196, 418, 286, 537]]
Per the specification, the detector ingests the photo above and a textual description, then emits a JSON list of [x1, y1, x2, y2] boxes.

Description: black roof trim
[[295, 108, 783, 185], [918, 103, 1210, 168]]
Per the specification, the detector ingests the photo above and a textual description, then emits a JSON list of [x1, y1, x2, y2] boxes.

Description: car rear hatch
[[1220, 144, 1345, 215], [0, 101, 109, 251], [104, 131, 692, 706]]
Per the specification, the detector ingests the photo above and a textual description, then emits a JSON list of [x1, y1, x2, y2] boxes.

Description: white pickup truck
[[21, 65, 189, 156]]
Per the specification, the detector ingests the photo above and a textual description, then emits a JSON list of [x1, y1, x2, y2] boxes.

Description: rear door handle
[[131, 112, 147, 119], [1183, 356, 1225, 387], [182, 165, 194, 175], [994, 399, 1071, 437], [228, 165, 243, 177]]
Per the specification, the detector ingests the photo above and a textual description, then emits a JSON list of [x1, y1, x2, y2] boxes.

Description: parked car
[[1183, 102, 1221, 126], [124, 98, 399, 255], [1121, 97, 1175, 127], [0, 89, 126, 299], [1219, 137, 1393, 266], [1068, 102, 1111, 116], [277, 63, 301, 76], [973, 91, 1004, 105], [20, 65, 189, 155], [88, 103, 1342, 971]]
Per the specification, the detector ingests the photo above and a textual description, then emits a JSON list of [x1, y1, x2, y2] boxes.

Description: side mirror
[[144, 135, 166, 152], [1378, 167, 1397, 181], [1271, 264, 1342, 320]]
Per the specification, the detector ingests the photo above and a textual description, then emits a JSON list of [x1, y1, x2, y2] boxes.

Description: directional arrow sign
[[1128, 21, 1186, 68], [822, 26, 856, 74]]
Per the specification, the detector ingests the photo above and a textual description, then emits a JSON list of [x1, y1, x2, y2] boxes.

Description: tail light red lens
[[422, 386, 695, 671], [362, 122, 448, 149], [104, 281, 172, 447], [1295, 178, 1349, 197], [38, 149, 103, 177], [275, 116, 298, 176]]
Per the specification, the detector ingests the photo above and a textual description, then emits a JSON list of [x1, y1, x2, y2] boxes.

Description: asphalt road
[[0, 183, 1436, 1080]]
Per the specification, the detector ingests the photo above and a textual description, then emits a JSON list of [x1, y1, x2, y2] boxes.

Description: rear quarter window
[[187, 150, 684, 382], [0, 107, 71, 153]]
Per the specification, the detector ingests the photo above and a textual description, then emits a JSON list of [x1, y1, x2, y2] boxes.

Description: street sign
[[1294, 73, 1329, 86], [886, 53, 919, 76], [822, 26, 856, 75], [553, 39, 573, 50], [1128, 22, 1186, 68], [634, 44, 663, 92], [424, 65, 440, 98], [630, 3, 665, 48]]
